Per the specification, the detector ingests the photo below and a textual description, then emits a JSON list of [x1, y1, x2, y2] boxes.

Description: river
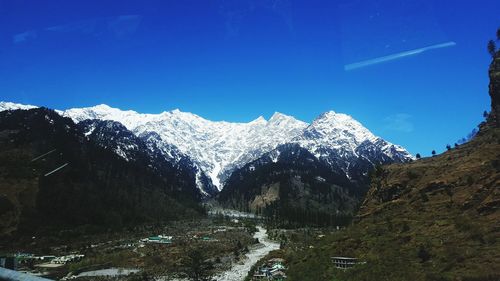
[[214, 226, 279, 281], [169, 226, 279, 281]]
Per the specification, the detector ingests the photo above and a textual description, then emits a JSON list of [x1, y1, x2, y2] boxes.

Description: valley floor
[[1, 216, 277, 281]]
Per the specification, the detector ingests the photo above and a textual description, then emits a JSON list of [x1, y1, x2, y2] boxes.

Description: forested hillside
[[0, 108, 203, 248]]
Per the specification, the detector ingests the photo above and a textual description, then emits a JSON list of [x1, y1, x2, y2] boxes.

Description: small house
[[147, 235, 172, 244], [331, 256, 362, 269]]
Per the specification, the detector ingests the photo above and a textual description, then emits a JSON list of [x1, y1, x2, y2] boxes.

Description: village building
[[331, 256, 362, 269], [252, 257, 287, 280], [143, 235, 173, 244], [51, 254, 84, 264]]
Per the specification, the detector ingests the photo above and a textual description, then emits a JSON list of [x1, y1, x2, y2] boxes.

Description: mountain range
[[0, 102, 413, 198]]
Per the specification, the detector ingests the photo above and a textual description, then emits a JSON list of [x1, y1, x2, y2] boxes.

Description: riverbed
[[214, 226, 279, 281], [169, 226, 279, 281], [72, 268, 140, 279]]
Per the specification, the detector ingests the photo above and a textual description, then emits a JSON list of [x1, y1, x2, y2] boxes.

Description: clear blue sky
[[1, 0, 499, 155]]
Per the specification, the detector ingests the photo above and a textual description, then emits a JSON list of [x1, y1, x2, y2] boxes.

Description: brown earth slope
[[284, 126, 499, 281]]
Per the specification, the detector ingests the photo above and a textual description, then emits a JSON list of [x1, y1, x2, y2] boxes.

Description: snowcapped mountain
[[218, 143, 360, 218], [0, 101, 413, 194], [79, 119, 146, 162], [291, 111, 412, 179], [294, 111, 380, 156], [60, 104, 308, 190], [0, 101, 37, 111], [78, 119, 217, 197], [138, 131, 218, 196], [218, 112, 413, 217]]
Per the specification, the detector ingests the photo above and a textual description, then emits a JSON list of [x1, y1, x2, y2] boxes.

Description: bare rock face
[[489, 53, 500, 126]]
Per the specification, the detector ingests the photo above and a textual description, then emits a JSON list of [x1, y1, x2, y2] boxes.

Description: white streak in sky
[[345, 41, 456, 71], [44, 163, 69, 177]]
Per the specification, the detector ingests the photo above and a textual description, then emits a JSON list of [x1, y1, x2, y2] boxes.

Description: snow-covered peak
[[270, 111, 286, 120], [268, 112, 297, 125], [62, 104, 142, 125], [293, 110, 412, 166], [251, 116, 267, 124], [306, 111, 378, 144], [93, 104, 112, 110], [0, 101, 37, 111]]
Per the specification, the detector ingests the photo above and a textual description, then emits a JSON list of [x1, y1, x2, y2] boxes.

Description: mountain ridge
[[0, 102, 413, 194]]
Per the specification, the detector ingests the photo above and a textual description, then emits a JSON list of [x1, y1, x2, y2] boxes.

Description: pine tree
[[446, 144, 451, 151], [432, 150, 436, 157], [488, 40, 497, 57], [183, 248, 213, 281], [416, 153, 421, 159]]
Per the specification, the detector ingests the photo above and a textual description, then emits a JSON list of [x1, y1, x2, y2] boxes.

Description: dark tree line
[[262, 201, 353, 228], [487, 27, 500, 57], [219, 144, 366, 228]]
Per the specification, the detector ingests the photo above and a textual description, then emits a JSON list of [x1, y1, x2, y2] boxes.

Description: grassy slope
[[284, 125, 499, 281]]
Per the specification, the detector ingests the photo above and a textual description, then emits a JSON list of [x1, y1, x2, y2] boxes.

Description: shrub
[[417, 245, 431, 262]]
